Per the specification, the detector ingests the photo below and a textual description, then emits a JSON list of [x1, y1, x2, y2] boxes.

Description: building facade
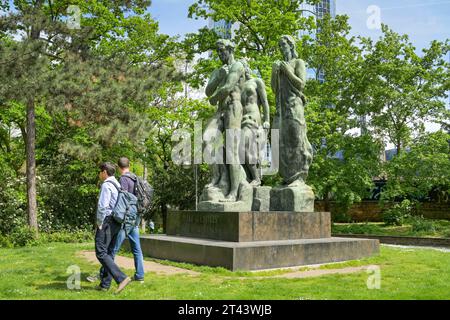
[[300, 0, 336, 20], [208, 18, 234, 40]]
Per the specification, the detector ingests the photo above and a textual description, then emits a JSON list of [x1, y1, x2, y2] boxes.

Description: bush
[[332, 222, 380, 235], [0, 176, 27, 235], [444, 229, 450, 239], [409, 216, 436, 233], [39, 230, 94, 244], [7, 226, 38, 247], [0, 234, 13, 248], [0, 229, 94, 248], [383, 200, 414, 226]]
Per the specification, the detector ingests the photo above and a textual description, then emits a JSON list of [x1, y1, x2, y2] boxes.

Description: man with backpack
[[94, 162, 132, 293], [89, 157, 151, 285]]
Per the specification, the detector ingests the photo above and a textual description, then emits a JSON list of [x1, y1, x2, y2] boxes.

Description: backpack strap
[[123, 172, 138, 181], [105, 180, 122, 192]]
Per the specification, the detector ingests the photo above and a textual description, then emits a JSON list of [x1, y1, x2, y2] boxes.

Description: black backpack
[[124, 173, 154, 215]]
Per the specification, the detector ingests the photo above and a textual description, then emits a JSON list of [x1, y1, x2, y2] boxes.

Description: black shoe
[[95, 285, 109, 292]]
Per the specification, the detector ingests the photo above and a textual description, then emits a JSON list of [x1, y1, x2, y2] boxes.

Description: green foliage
[[0, 0, 183, 234], [383, 200, 414, 226], [37, 155, 99, 232], [444, 229, 450, 239], [144, 94, 213, 227], [0, 234, 13, 248], [0, 229, 94, 248], [359, 25, 450, 153], [185, 0, 319, 88], [333, 220, 450, 238], [0, 175, 27, 234], [409, 216, 436, 233], [382, 131, 450, 202], [332, 222, 380, 235], [38, 230, 94, 244], [7, 226, 38, 247]]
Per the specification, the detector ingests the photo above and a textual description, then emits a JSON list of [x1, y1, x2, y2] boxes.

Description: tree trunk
[[324, 191, 331, 212], [24, 0, 44, 235], [396, 140, 401, 157], [26, 98, 38, 234]]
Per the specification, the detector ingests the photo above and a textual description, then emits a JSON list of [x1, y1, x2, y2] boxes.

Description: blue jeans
[[99, 226, 144, 287]]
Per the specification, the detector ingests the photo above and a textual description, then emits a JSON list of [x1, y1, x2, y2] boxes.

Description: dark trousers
[[95, 216, 127, 288]]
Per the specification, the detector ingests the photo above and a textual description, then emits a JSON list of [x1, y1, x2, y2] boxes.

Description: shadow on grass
[[34, 273, 100, 292]]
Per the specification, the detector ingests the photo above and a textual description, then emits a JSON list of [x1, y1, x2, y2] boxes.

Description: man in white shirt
[[94, 162, 131, 293]]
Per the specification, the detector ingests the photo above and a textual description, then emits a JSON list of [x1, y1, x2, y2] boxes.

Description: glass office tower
[[300, 0, 337, 82], [208, 18, 233, 40]]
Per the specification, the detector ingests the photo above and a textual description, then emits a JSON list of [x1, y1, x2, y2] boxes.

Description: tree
[[360, 25, 450, 155], [302, 15, 383, 211], [383, 131, 450, 203], [183, 3, 384, 210], [144, 81, 213, 231], [0, 0, 177, 234], [184, 0, 320, 89]]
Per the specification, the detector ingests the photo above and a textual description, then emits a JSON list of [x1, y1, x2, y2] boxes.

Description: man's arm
[[271, 62, 280, 94], [209, 62, 244, 105], [96, 184, 112, 228], [206, 68, 224, 97], [281, 60, 306, 91]]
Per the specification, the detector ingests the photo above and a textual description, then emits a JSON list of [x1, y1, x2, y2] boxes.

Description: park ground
[[0, 242, 449, 300]]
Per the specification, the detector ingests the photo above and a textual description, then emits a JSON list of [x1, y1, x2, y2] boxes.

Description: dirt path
[[78, 251, 371, 279], [77, 251, 200, 276]]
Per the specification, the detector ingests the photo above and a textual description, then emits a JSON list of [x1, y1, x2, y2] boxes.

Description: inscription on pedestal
[[185, 213, 219, 231]]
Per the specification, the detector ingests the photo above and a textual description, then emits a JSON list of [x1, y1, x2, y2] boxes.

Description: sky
[[148, 0, 450, 52]]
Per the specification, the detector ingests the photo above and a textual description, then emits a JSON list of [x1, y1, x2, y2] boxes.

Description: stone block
[[252, 186, 271, 211], [270, 184, 314, 212], [139, 235, 380, 271], [166, 211, 331, 242]]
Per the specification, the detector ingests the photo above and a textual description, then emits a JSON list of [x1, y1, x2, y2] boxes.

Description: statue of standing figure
[[199, 36, 314, 212], [202, 39, 248, 204], [271, 35, 313, 186], [240, 60, 270, 187], [269, 35, 315, 212]]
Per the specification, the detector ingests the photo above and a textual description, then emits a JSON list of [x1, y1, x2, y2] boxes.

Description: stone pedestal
[[138, 235, 379, 271], [252, 187, 271, 211], [270, 184, 315, 212], [137, 210, 380, 271], [166, 211, 331, 242]]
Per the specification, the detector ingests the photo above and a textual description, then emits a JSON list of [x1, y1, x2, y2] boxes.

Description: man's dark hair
[[118, 157, 130, 169], [99, 162, 116, 177]]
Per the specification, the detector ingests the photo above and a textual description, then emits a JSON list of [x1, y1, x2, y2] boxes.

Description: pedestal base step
[[139, 235, 379, 271]]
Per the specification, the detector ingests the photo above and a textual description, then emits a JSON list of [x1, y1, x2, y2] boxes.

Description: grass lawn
[[332, 220, 450, 238], [0, 242, 449, 300]]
